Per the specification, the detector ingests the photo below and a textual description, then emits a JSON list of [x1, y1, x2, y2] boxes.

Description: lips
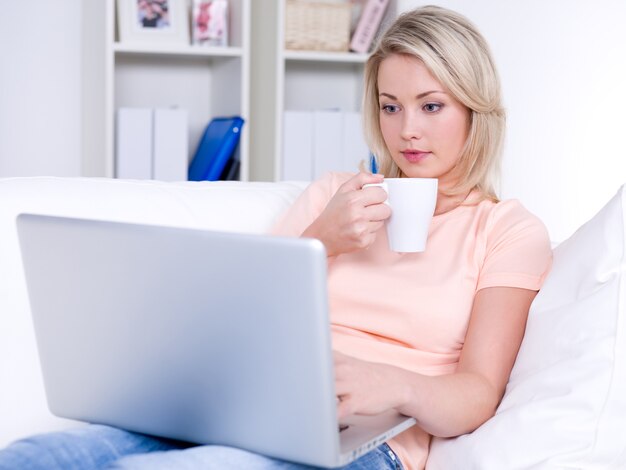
[[402, 150, 430, 163]]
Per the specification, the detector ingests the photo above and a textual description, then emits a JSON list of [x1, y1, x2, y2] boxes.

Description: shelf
[[84, 0, 251, 180], [248, 0, 396, 182], [283, 50, 369, 63], [113, 42, 244, 59]]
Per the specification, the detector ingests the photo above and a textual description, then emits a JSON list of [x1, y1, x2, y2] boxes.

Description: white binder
[[115, 108, 152, 179], [342, 112, 369, 173], [313, 110, 342, 180], [153, 108, 188, 181], [282, 111, 314, 181]]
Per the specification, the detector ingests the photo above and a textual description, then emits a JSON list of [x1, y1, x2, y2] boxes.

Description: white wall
[[399, 0, 626, 242], [0, 1, 82, 177]]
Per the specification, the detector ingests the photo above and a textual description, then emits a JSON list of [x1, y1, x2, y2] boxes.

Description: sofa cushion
[[0, 177, 305, 447], [427, 184, 626, 468]]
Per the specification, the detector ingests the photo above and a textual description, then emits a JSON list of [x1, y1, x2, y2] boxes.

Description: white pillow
[[427, 184, 626, 469]]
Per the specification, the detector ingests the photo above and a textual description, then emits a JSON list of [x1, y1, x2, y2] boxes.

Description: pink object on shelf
[[192, 0, 228, 47], [349, 0, 390, 53]]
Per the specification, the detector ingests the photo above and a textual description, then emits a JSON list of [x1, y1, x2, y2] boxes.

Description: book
[[153, 108, 188, 181], [188, 116, 244, 181], [349, 0, 390, 54], [342, 111, 369, 173], [312, 110, 343, 180], [115, 108, 152, 179], [369, 153, 378, 173], [219, 151, 240, 180], [282, 111, 314, 181]]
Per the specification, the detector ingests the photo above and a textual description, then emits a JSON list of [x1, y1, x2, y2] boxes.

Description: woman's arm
[[334, 286, 537, 438]]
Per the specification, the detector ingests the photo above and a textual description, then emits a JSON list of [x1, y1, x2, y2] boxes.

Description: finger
[[360, 185, 388, 206], [334, 381, 350, 397], [365, 221, 386, 235], [363, 203, 392, 222], [337, 397, 354, 420], [339, 171, 384, 193], [334, 367, 351, 394], [360, 231, 380, 250]]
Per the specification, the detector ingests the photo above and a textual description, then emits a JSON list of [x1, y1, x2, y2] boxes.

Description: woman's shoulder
[[479, 197, 550, 247], [474, 197, 553, 288], [461, 191, 540, 222], [449, 192, 550, 243], [487, 198, 544, 226]]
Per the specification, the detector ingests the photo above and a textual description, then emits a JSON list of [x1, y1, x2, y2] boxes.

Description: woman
[[0, 6, 551, 470]]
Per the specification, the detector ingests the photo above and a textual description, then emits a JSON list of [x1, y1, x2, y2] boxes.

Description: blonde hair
[[363, 5, 505, 201]]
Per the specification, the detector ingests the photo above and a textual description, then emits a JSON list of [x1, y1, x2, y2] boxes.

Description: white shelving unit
[[249, 0, 397, 182], [81, 0, 250, 180]]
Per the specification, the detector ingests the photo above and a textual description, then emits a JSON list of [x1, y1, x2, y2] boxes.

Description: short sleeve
[[270, 172, 351, 237], [477, 200, 553, 291]]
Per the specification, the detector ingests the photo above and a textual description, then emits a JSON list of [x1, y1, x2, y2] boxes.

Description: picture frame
[[117, 0, 190, 46], [191, 0, 229, 47]]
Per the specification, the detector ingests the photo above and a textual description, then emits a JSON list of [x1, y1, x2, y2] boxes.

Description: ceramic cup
[[364, 178, 438, 252]]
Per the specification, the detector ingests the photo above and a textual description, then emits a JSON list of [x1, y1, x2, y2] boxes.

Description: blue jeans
[[0, 425, 404, 470]]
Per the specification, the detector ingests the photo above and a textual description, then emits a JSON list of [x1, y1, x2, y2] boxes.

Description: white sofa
[[1, 176, 625, 469], [0, 177, 306, 447]]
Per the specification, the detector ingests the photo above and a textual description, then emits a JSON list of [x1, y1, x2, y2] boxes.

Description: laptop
[[16, 213, 416, 468]]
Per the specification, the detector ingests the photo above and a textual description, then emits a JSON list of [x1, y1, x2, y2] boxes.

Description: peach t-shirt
[[272, 172, 553, 470]]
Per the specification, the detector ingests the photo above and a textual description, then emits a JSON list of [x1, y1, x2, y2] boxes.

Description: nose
[[400, 110, 422, 141]]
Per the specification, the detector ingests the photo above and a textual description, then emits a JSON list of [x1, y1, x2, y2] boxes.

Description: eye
[[423, 102, 443, 113], [381, 104, 400, 114]]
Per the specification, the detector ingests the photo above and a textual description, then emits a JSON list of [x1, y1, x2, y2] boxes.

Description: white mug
[[364, 178, 438, 252]]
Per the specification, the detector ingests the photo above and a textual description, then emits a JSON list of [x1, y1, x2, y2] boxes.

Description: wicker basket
[[285, 1, 352, 52]]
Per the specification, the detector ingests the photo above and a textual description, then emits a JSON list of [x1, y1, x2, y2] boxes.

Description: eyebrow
[[379, 90, 446, 100]]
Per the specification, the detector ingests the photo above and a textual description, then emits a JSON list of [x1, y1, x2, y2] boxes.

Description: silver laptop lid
[[17, 213, 341, 466]]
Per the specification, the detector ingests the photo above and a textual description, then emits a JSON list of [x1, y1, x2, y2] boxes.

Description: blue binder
[[188, 116, 244, 181]]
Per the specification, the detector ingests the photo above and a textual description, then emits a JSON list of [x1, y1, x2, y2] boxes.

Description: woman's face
[[377, 54, 470, 190]]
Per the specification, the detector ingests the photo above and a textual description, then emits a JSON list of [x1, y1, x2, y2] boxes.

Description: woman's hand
[[302, 172, 391, 258], [334, 351, 408, 420]]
